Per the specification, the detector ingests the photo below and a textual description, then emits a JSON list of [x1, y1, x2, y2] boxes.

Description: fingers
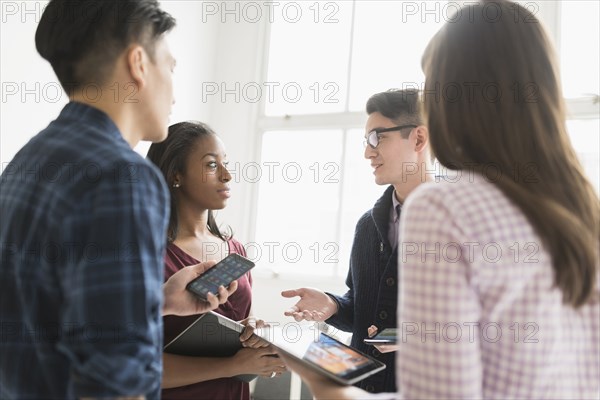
[[240, 317, 270, 347], [255, 319, 268, 328], [367, 325, 378, 338], [287, 311, 305, 322], [260, 352, 287, 377], [204, 292, 221, 310], [242, 334, 269, 348], [281, 288, 302, 298], [374, 344, 400, 353], [284, 307, 325, 322], [239, 318, 256, 341], [188, 260, 217, 276], [300, 310, 325, 321], [227, 280, 238, 295], [213, 281, 238, 304], [258, 345, 278, 356], [265, 371, 285, 378], [261, 364, 287, 377], [283, 305, 299, 317]]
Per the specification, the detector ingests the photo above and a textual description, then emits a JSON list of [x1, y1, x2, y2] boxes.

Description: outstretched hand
[[281, 287, 338, 322], [163, 261, 238, 316]]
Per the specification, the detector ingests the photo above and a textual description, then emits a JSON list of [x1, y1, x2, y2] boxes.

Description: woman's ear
[[172, 172, 182, 188]]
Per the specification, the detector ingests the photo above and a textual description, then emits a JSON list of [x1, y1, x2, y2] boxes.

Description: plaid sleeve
[[57, 161, 168, 398]]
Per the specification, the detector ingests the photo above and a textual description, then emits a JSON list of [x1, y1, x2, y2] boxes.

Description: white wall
[[0, 1, 216, 158], [1, 1, 63, 165]]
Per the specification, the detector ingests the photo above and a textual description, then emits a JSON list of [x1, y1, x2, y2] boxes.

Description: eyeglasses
[[363, 125, 417, 149]]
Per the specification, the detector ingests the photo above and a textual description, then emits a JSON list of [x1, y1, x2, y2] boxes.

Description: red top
[[162, 239, 252, 400]]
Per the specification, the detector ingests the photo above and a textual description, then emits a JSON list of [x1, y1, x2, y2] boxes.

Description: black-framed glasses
[[363, 125, 418, 149]]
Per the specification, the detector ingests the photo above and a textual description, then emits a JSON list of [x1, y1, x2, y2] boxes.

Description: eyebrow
[[201, 153, 227, 159]]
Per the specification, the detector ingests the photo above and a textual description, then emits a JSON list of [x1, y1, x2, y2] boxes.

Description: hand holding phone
[[186, 253, 255, 300], [363, 328, 397, 344]]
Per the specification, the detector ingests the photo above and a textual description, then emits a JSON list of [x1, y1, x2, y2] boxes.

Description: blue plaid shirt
[[0, 102, 169, 399]]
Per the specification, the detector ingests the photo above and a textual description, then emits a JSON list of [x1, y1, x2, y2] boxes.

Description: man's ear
[[414, 126, 429, 153], [126, 44, 148, 88]]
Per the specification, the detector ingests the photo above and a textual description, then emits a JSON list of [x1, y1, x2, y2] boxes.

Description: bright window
[[252, 129, 382, 276], [265, 2, 353, 116], [567, 119, 600, 193], [348, 1, 445, 110], [253, 0, 599, 277], [560, 1, 600, 99]]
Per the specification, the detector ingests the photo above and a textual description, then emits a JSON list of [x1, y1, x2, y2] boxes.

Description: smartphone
[[363, 328, 397, 345], [185, 253, 255, 300]]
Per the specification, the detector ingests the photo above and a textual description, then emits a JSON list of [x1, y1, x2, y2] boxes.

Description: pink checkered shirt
[[389, 172, 600, 399]]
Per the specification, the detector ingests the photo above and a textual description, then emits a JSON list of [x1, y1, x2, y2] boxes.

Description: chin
[[154, 128, 169, 143], [374, 176, 388, 186], [213, 201, 228, 210]]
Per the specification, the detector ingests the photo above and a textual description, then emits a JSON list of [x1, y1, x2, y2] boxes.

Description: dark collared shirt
[[387, 190, 401, 249], [0, 102, 169, 399]]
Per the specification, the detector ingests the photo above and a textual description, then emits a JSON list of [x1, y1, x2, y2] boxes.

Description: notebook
[[164, 311, 257, 382]]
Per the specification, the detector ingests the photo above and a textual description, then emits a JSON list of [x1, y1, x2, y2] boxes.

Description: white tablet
[[257, 325, 386, 386]]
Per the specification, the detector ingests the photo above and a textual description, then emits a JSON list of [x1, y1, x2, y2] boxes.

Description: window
[[560, 1, 600, 99], [559, 1, 600, 194], [348, 1, 445, 110], [252, 0, 599, 278], [566, 119, 600, 193], [265, 2, 353, 115]]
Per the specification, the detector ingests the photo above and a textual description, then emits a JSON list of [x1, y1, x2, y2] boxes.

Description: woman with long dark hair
[[147, 122, 285, 400], [279, 1, 599, 399]]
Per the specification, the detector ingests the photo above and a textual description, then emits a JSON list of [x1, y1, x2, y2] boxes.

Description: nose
[[364, 143, 376, 159], [220, 164, 232, 182]]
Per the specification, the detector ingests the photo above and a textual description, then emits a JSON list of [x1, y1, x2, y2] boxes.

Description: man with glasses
[[281, 89, 434, 393]]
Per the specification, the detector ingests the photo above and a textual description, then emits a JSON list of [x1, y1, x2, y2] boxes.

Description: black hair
[[35, 0, 176, 91], [366, 89, 424, 137], [147, 121, 232, 243]]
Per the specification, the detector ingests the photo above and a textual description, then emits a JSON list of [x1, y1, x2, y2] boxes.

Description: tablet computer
[[164, 311, 257, 382], [363, 328, 397, 345], [257, 325, 386, 386]]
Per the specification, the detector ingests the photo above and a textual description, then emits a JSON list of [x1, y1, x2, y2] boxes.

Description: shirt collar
[[60, 101, 122, 141], [391, 190, 402, 222]]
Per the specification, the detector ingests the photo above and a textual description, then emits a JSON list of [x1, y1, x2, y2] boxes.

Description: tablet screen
[[305, 333, 381, 379], [257, 325, 385, 384]]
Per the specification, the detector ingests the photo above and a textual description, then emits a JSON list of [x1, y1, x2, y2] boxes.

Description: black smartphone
[[363, 328, 397, 345], [185, 253, 255, 300]]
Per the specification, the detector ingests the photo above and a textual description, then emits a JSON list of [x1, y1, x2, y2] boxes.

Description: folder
[[164, 311, 257, 382]]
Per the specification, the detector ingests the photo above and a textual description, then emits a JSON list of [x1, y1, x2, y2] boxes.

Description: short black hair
[[366, 89, 423, 127], [36, 0, 176, 91]]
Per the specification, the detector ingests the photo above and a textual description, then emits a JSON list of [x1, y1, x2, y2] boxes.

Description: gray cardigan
[[327, 185, 399, 394]]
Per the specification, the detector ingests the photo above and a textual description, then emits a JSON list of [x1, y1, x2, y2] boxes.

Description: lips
[[218, 188, 231, 198]]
